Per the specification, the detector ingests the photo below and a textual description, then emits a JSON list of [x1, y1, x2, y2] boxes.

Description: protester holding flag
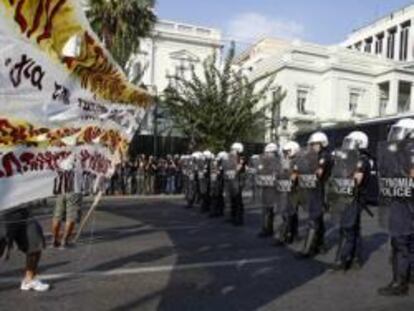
[[51, 153, 84, 249]]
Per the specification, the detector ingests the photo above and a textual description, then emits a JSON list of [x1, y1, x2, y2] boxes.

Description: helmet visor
[[342, 137, 357, 150], [387, 126, 406, 142]]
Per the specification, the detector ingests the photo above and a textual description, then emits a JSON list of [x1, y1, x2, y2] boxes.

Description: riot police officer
[[330, 131, 372, 271], [377, 119, 414, 296], [257, 143, 279, 238], [297, 132, 332, 258], [187, 152, 202, 208], [200, 150, 214, 214], [209, 151, 227, 218], [224, 143, 246, 226], [273, 141, 301, 246], [249, 155, 261, 207]]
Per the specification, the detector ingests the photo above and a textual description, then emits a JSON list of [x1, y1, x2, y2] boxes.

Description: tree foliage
[[87, 0, 157, 69], [162, 44, 286, 152]]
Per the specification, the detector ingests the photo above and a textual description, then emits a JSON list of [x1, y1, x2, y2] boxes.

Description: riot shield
[[275, 157, 293, 193], [196, 158, 208, 195], [327, 149, 359, 222], [377, 139, 414, 229], [256, 154, 278, 207], [209, 160, 221, 197], [223, 154, 240, 197], [275, 156, 294, 214], [294, 149, 319, 209], [248, 156, 261, 206]]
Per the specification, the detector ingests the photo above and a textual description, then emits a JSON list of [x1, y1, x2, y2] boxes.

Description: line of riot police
[[180, 143, 247, 226], [179, 118, 414, 296]]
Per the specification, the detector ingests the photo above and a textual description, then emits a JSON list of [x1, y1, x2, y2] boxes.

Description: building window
[[387, 29, 396, 59], [355, 42, 362, 51], [174, 60, 194, 80], [349, 92, 359, 115], [400, 24, 410, 61], [375, 33, 384, 54], [297, 89, 308, 114], [379, 88, 389, 116], [364, 38, 373, 53]]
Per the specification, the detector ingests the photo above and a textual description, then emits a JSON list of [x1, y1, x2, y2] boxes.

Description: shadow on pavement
[[103, 201, 332, 311]]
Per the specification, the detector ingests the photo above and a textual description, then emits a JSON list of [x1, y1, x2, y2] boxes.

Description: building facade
[[127, 20, 222, 135], [236, 5, 414, 144], [342, 4, 414, 62]]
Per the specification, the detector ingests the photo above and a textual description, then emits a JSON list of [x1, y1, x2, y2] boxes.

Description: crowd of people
[[106, 154, 185, 196]]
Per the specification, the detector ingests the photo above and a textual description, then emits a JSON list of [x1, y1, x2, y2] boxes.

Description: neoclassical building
[[126, 20, 222, 134], [236, 4, 414, 143]]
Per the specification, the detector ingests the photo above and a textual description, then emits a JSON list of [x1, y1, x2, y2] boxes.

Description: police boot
[[286, 214, 299, 244], [233, 199, 244, 226], [315, 216, 328, 254], [378, 254, 409, 296], [297, 228, 317, 259], [266, 209, 274, 234], [258, 208, 274, 237], [217, 195, 225, 217], [378, 279, 409, 297], [330, 231, 348, 271], [273, 220, 288, 247], [351, 233, 364, 270]]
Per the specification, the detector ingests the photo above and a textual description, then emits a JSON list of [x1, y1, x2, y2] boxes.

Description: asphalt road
[[0, 196, 413, 311]]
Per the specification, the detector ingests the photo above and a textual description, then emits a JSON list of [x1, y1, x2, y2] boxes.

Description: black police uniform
[[335, 152, 372, 269], [210, 162, 225, 217], [302, 148, 332, 257], [378, 140, 414, 296], [232, 156, 246, 226], [275, 156, 299, 245]]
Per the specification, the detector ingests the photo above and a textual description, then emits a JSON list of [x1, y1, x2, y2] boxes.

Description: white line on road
[[0, 256, 281, 284]]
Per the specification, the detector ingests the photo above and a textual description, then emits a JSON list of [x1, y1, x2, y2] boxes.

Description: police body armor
[[256, 153, 279, 208], [377, 139, 414, 235], [327, 149, 359, 222]]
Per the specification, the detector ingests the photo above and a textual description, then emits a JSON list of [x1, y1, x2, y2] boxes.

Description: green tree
[[162, 44, 286, 152], [87, 0, 157, 69]]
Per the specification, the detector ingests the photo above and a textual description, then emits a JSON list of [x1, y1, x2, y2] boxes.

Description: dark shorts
[[0, 209, 45, 256]]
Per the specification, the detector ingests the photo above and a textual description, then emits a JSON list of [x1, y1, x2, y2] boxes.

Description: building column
[[383, 32, 389, 58], [394, 26, 401, 61], [409, 22, 414, 61], [387, 79, 399, 115], [410, 82, 414, 111]]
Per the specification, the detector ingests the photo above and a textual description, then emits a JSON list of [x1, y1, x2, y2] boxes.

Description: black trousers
[[230, 192, 244, 225], [390, 234, 414, 284]]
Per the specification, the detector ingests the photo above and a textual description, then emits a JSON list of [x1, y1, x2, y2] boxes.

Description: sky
[[156, 0, 414, 48]]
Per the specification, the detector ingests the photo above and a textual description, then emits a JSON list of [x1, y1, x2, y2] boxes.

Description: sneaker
[[50, 240, 60, 249], [20, 279, 50, 292], [59, 241, 76, 250]]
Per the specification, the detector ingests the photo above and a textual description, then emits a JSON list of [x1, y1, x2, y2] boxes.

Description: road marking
[[0, 256, 280, 284]]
